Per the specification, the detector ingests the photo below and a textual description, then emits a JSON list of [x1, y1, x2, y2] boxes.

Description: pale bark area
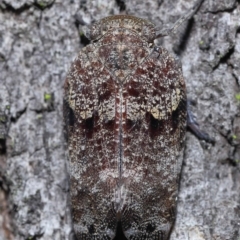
[[0, 0, 239, 240]]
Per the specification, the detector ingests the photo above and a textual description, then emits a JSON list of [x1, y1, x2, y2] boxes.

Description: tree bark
[[0, 0, 239, 239]]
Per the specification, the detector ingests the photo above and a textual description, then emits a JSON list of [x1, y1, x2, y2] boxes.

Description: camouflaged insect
[[64, 14, 188, 240]]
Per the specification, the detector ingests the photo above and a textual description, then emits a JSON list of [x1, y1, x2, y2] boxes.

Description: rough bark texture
[[0, 0, 239, 240]]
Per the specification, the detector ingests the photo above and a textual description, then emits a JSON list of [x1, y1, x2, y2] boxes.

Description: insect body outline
[[64, 1, 205, 239]]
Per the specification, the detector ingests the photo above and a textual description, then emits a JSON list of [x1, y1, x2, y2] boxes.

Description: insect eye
[[141, 25, 155, 42], [90, 24, 102, 40]]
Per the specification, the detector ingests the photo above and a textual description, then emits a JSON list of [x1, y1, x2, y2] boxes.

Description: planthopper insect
[[64, 0, 212, 239]]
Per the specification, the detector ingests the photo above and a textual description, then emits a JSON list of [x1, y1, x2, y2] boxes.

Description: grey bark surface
[[0, 0, 239, 240]]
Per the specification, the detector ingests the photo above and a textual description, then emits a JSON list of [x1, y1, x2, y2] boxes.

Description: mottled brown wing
[[64, 30, 186, 240], [120, 47, 186, 239], [64, 43, 123, 239]]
